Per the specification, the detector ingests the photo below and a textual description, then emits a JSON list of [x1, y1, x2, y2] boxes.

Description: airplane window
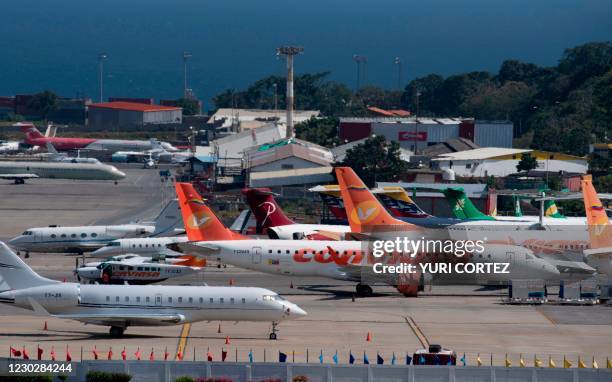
[[219, 298, 224, 303], [145, 244, 148, 248], [295, 250, 298, 254], [241, 298, 246, 303], [277, 250, 281, 254], [136, 297, 141, 303], [268, 250, 272, 254], [115, 296, 120, 302], [61, 234, 67, 238], [22, 231, 31, 235], [286, 250, 290, 254], [189, 297, 193, 303], [132, 244, 136, 248], [199, 297, 203, 303], [158, 244, 162, 247], [168, 297, 172, 303], [487, 254, 491, 258], [51, 234, 56, 238], [71, 234, 76, 238], [106, 296, 110, 302], [92, 233, 97, 238], [478, 254, 483, 258], [146, 297, 150, 303], [230, 298, 235, 304], [144, 267, 149, 271], [139, 244, 142, 248], [125, 296, 129, 302], [119, 266, 125, 270], [210, 298, 214, 303], [178, 297, 183, 303], [82, 233, 87, 238], [108, 242, 120, 247], [137, 267, 143, 271]]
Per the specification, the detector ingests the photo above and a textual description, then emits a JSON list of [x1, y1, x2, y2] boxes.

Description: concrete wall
[[38, 360, 611, 382]]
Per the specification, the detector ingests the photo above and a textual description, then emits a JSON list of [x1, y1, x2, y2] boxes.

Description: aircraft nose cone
[[286, 303, 307, 318], [114, 169, 127, 179]]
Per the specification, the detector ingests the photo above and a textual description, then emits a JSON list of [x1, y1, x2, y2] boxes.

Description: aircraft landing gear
[[109, 326, 124, 338], [24, 252, 30, 259], [356, 284, 373, 297], [14, 179, 25, 185], [269, 321, 279, 340]]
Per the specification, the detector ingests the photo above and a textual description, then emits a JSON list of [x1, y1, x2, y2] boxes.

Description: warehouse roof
[[432, 148, 530, 161], [89, 102, 181, 112]]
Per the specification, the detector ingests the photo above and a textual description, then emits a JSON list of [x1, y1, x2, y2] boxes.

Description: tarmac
[[0, 166, 610, 366]]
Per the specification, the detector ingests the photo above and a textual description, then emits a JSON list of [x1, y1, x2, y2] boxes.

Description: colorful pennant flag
[[349, 351, 355, 365], [279, 351, 287, 363], [548, 355, 556, 368], [332, 351, 338, 365], [377, 352, 384, 365]]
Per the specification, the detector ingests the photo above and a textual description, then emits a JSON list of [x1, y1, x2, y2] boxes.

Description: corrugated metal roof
[[89, 102, 180, 112], [432, 147, 530, 161]]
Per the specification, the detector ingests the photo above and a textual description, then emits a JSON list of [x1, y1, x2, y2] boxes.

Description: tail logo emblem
[[186, 211, 211, 230], [350, 201, 380, 225], [258, 201, 276, 226]]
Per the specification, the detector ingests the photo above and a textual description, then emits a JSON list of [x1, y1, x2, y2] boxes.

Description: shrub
[[293, 376, 309, 382], [85, 370, 132, 382], [174, 378, 194, 382]]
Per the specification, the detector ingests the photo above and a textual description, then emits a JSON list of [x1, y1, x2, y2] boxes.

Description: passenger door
[[155, 293, 162, 306], [252, 247, 262, 264]]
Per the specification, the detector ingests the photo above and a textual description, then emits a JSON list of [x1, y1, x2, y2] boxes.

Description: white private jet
[[0, 242, 305, 339], [8, 199, 183, 255]]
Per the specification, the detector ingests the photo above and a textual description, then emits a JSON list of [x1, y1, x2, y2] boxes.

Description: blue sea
[[0, 0, 610, 110]]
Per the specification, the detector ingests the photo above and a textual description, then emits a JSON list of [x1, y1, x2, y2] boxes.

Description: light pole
[[276, 46, 304, 139], [183, 51, 192, 98], [394, 57, 402, 91], [353, 55, 367, 91], [98, 53, 107, 103]]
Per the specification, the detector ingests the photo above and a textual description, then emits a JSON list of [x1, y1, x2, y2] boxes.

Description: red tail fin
[[18, 123, 44, 143], [175, 183, 247, 241], [335, 167, 414, 233], [242, 188, 295, 231]]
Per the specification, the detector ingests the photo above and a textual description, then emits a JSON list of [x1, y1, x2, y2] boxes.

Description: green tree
[[27, 90, 58, 122], [341, 135, 408, 187], [295, 117, 340, 148], [174, 98, 200, 115], [516, 153, 538, 172]]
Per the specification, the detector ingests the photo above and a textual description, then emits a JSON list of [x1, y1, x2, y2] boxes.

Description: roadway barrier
[[9, 360, 608, 382]]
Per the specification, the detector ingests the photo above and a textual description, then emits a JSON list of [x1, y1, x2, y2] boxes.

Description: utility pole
[[183, 51, 192, 98], [277, 46, 304, 139], [353, 55, 367, 91], [98, 53, 107, 103], [394, 57, 402, 90]]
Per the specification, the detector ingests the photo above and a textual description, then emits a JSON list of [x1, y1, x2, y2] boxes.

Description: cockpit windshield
[[263, 295, 287, 301], [106, 241, 121, 247], [21, 231, 33, 235]]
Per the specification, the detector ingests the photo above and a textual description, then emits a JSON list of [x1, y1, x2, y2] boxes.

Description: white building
[[431, 148, 588, 178]]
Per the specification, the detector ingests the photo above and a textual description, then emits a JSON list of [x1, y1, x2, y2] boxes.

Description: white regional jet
[[8, 199, 183, 256], [0, 242, 306, 339], [90, 236, 189, 258], [173, 182, 559, 297]]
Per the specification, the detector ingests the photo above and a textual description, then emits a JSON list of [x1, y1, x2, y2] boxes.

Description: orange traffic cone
[[225, 336, 230, 345], [217, 324, 222, 333], [366, 332, 372, 342], [43, 321, 48, 331]]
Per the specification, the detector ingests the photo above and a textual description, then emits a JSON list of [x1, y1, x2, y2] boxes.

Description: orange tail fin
[[334, 167, 413, 233], [581, 175, 611, 249], [174, 182, 247, 241], [175, 255, 207, 267]]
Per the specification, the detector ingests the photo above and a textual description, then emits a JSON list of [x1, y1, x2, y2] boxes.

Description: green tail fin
[[513, 195, 523, 217], [443, 188, 495, 220], [544, 200, 565, 218]]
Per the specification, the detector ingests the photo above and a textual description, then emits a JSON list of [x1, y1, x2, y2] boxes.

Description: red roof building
[[87, 102, 182, 130]]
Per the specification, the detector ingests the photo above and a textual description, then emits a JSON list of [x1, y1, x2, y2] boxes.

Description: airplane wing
[[56, 313, 185, 326], [26, 297, 185, 326], [0, 174, 40, 180], [172, 242, 220, 256]]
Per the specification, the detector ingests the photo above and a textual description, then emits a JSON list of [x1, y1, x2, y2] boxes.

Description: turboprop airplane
[[174, 182, 559, 297], [0, 242, 305, 339], [8, 199, 183, 255], [242, 188, 350, 239], [75, 253, 205, 284]]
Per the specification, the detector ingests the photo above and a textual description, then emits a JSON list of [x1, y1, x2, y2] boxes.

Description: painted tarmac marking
[[176, 323, 192, 360]]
